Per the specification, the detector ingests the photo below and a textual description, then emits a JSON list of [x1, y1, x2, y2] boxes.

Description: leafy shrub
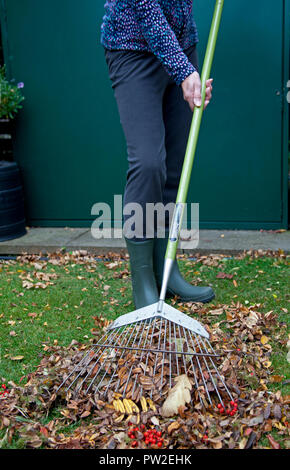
[[0, 64, 25, 119]]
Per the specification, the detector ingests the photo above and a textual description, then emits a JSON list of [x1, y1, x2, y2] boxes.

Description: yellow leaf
[[264, 361, 272, 369], [261, 335, 269, 345], [10, 355, 24, 361]]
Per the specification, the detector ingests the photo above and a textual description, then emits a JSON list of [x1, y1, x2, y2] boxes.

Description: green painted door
[[0, 0, 288, 229]]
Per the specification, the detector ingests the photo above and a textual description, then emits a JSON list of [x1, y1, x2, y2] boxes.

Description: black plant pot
[[0, 118, 14, 161], [0, 160, 27, 241]]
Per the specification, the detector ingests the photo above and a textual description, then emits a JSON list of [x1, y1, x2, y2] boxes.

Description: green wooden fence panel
[[0, 0, 288, 229]]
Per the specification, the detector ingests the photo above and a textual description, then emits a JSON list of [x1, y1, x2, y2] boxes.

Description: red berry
[[141, 424, 145, 430], [226, 409, 231, 415], [157, 442, 162, 448], [152, 438, 156, 444], [219, 408, 224, 414], [145, 439, 149, 445], [157, 431, 162, 437], [217, 403, 222, 409], [230, 411, 235, 416], [203, 435, 208, 441], [230, 401, 235, 407], [132, 441, 138, 448], [128, 422, 132, 426], [134, 427, 139, 432]]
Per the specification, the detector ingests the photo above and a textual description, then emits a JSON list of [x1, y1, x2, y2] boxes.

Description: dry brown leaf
[[167, 421, 180, 435], [267, 434, 280, 449], [270, 375, 284, 383]]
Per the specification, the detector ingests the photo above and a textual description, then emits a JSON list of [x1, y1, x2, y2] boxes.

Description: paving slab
[[0, 228, 89, 255], [0, 228, 289, 255]]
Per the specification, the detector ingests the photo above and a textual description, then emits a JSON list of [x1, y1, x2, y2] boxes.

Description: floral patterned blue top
[[100, 1, 198, 85]]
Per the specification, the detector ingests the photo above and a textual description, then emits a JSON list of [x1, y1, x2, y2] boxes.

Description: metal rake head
[[56, 303, 234, 410]]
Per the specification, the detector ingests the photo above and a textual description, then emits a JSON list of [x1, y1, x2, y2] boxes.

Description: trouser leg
[[104, 49, 169, 239], [162, 45, 199, 213]]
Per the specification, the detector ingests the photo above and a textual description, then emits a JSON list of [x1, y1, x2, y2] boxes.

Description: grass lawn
[[0, 251, 289, 448]]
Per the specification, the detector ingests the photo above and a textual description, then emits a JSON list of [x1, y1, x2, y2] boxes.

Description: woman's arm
[[132, 0, 196, 85]]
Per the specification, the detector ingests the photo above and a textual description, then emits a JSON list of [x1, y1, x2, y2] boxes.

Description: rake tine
[[150, 317, 163, 399], [178, 324, 187, 375], [160, 319, 168, 395], [70, 328, 127, 395], [113, 321, 145, 393], [188, 330, 213, 406], [61, 328, 121, 393], [89, 322, 141, 395], [168, 321, 172, 389], [200, 336, 234, 401], [193, 332, 225, 408], [182, 326, 203, 407], [137, 316, 157, 398], [173, 323, 179, 376], [121, 318, 152, 398], [112, 320, 147, 396]]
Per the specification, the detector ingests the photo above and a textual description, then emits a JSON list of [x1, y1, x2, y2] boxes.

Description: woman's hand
[[181, 71, 213, 112]]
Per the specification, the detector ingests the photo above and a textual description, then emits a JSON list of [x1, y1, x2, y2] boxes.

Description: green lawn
[[0, 253, 289, 386], [0, 251, 289, 448]]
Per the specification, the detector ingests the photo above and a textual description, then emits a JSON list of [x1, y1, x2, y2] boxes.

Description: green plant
[[0, 64, 25, 119]]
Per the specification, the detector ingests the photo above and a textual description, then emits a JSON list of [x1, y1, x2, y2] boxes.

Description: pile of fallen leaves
[[0, 296, 289, 449]]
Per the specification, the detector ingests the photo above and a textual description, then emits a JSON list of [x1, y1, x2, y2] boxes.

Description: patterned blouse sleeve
[[132, 0, 196, 85]]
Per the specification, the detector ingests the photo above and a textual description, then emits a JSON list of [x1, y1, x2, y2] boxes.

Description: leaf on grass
[[267, 434, 280, 449], [244, 312, 259, 328], [270, 375, 284, 383], [260, 335, 269, 345], [161, 375, 192, 418], [10, 355, 24, 361], [216, 272, 233, 279], [273, 404, 282, 420], [264, 404, 271, 419], [208, 308, 224, 316], [245, 431, 256, 449]]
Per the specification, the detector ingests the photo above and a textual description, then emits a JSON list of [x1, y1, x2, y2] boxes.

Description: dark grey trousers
[[104, 45, 199, 238]]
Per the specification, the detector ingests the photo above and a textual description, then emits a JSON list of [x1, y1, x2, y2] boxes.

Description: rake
[[57, 0, 234, 410]]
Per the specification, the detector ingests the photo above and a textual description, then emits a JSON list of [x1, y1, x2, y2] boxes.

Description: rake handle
[[165, 0, 224, 261]]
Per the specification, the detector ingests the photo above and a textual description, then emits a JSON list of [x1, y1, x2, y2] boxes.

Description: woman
[[101, 1, 214, 309]]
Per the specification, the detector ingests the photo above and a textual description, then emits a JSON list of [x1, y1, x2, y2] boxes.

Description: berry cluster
[[0, 384, 9, 398], [128, 423, 163, 448], [217, 400, 238, 416]]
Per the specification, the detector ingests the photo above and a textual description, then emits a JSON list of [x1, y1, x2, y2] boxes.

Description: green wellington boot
[[153, 233, 215, 303], [125, 238, 159, 309]]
